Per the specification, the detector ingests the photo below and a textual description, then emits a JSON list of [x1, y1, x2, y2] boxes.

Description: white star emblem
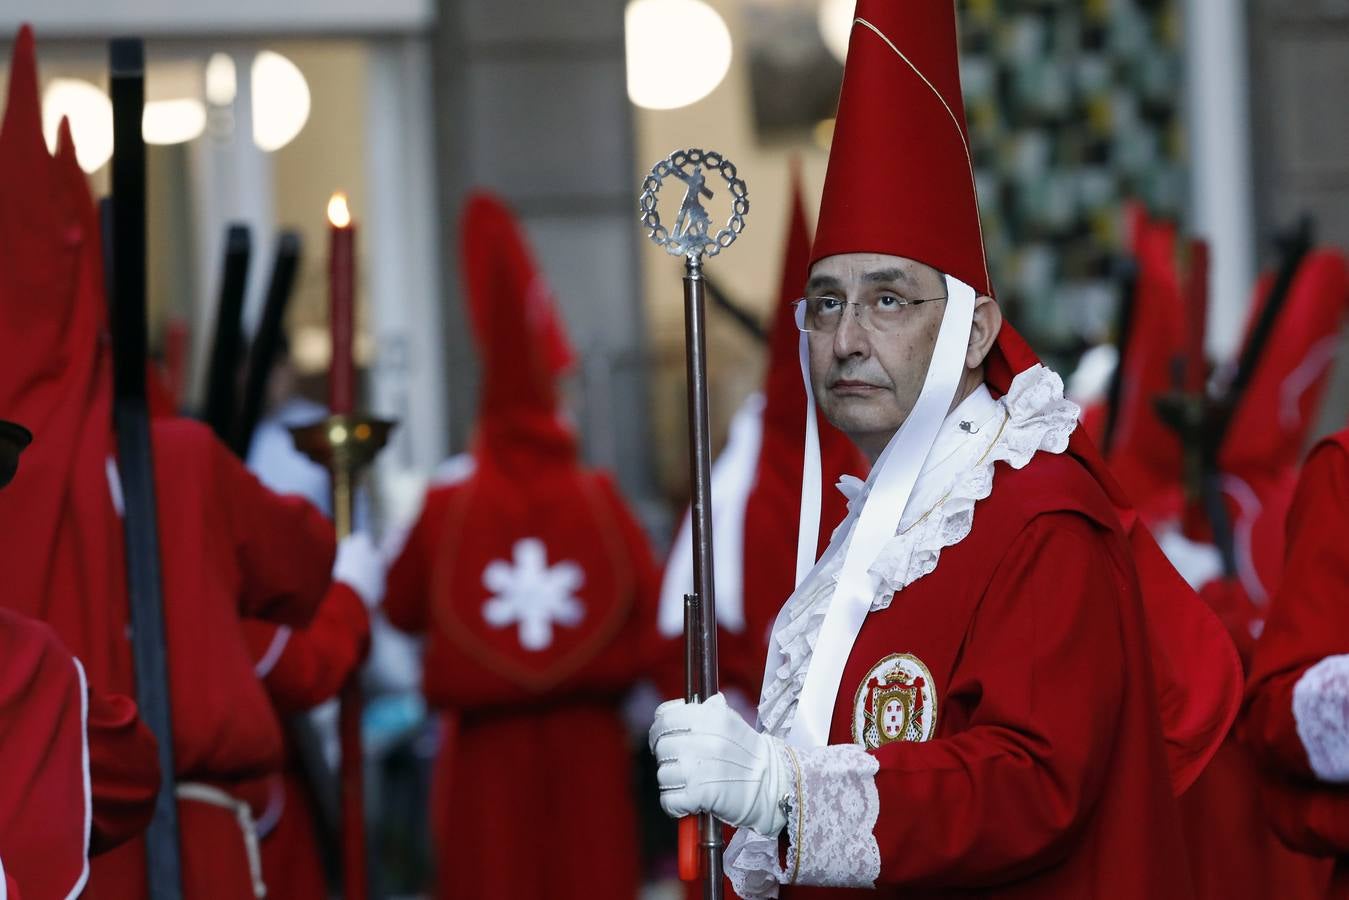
[[481, 538, 585, 651]]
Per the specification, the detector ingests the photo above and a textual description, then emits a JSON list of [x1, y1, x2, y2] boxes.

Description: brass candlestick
[[289, 412, 395, 900], [290, 414, 396, 537]]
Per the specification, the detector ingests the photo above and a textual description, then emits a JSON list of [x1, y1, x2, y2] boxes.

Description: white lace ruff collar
[[757, 364, 1080, 737]]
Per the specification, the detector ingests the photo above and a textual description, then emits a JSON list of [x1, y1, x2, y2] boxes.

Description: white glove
[[333, 532, 386, 609], [650, 692, 791, 835]]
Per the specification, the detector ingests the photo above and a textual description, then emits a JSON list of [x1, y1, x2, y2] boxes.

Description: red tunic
[[83, 420, 335, 900], [386, 467, 665, 900], [0, 609, 159, 900], [241, 583, 371, 900], [1243, 430, 1349, 898], [784, 452, 1194, 898]]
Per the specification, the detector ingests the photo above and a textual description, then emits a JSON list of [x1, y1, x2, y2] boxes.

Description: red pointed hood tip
[[458, 190, 578, 460], [0, 26, 46, 159], [810, 0, 990, 297]]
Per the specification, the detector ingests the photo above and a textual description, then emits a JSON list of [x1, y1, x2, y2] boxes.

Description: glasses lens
[[793, 300, 810, 333], [797, 297, 845, 333]]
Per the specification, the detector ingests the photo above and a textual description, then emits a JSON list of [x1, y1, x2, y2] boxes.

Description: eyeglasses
[[793, 294, 947, 335]]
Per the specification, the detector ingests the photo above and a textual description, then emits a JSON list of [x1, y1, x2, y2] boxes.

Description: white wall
[[0, 0, 432, 37]]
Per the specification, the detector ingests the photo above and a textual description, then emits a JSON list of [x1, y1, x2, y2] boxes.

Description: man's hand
[[333, 532, 386, 609], [649, 692, 791, 835]]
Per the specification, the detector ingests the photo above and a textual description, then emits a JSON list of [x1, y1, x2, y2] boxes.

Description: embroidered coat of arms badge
[[852, 653, 938, 749]]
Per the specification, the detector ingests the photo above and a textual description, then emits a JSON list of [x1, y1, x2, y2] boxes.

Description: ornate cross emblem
[[638, 148, 749, 259]]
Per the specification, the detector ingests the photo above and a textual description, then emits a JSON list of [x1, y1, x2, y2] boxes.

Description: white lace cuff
[[725, 744, 881, 898], [788, 744, 881, 889], [1292, 654, 1349, 783]]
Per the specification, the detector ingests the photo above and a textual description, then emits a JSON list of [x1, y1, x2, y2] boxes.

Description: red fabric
[[86, 690, 160, 856], [244, 583, 370, 713], [461, 191, 577, 474], [788, 453, 1192, 898], [1222, 250, 1349, 480], [1107, 212, 1186, 524], [240, 584, 371, 899], [79, 420, 335, 900], [735, 172, 867, 695], [1178, 739, 1333, 899], [257, 771, 327, 900], [987, 326, 1241, 796], [0, 608, 160, 899], [384, 191, 670, 899], [810, 0, 989, 296], [1242, 431, 1349, 894], [0, 609, 94, 900]]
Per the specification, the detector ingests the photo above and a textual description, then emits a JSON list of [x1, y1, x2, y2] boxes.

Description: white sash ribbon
[[762, 274, 977, 748]]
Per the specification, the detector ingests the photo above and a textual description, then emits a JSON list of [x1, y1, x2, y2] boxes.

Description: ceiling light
[[818, 0, 854, 65], [143, 98, 207, 145], [251, 50, 310, 152], [625, 0, 733, 111]]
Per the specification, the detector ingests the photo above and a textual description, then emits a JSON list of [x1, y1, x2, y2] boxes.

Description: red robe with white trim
[[240, 584, 371, 900], [386, 468, 664, 900], [78, 420, 336, 900], [0, 29, 338, 897], [0, 609, 159, 900], [384, 191, 671, 900], [783, 451, 1193, 899], [1243, 430, 1349, 898]]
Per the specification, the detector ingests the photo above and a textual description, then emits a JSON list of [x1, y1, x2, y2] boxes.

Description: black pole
[[108, 36, 184, 900], [1217, 217, 1315, 442], [232, 231, 302, 457], [202, 224, 252, 441], [1101, 258, 1138, 456]]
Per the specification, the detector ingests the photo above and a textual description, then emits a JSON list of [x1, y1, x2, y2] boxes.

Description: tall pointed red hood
[[0, 25, 129, 682], [810, 0, 989, 295], [459, 191, 577, 467]]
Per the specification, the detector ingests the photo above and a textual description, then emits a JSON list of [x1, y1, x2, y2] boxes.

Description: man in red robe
[[0, 28, 356, 898], [1243, 427, 1349, 898], [384, 191, 668, 900], [649, 3, 1242, 897]]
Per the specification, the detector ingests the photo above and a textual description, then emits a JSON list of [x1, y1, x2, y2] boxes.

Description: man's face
[[805, 253, 948, 456]]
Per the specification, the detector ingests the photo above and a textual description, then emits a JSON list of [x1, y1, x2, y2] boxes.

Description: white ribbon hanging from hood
[[763, 273, 977, 748]]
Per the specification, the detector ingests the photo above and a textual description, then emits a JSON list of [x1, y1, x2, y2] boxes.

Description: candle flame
[[327, 191, 352, 228]]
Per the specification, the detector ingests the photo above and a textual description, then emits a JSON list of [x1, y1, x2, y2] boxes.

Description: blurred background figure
[[383, 191, 672, 900]]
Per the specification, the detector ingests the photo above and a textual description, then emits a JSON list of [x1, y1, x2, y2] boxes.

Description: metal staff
[[108, 36, 185, 900], [639, 147, 749, 900], [290, 414, 394, 900]]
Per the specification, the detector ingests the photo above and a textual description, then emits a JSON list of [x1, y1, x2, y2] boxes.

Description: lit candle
[[327, 191, 356, 415], [1184, 239, 1209, 394]]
